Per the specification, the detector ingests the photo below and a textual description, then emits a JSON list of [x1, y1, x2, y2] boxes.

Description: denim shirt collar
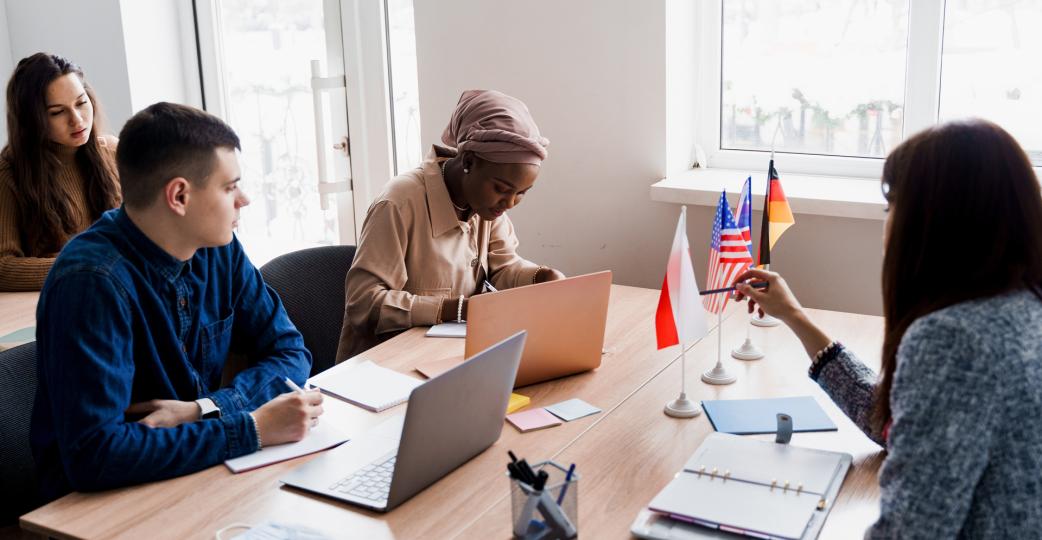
[[113, 206, 192, 282]]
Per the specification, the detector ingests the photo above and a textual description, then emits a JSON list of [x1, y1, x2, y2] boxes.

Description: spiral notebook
[[310, 360, 423, 412], [644, 433, 851, 540]]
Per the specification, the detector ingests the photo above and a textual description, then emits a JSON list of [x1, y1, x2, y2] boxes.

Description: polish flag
[[656, 206, 709, 349]]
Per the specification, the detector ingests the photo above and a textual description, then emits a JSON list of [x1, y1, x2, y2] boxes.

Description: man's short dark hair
[[117, 102, 241, 208]]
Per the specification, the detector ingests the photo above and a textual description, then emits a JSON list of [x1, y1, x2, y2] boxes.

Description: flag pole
[[753, 138, 783, 328], [664, 206, 702, 419], [665, 341, 701, 417], [701, 302, 736, 385]]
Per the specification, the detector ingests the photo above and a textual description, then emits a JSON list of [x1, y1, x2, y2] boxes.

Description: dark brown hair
[[116, 102, 240, 208], [875, 119, 1042, 434], [1, 53, 119, 253]]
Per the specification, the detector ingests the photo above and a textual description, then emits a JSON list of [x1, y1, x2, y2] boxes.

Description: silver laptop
[[280, 331, 526, 512]]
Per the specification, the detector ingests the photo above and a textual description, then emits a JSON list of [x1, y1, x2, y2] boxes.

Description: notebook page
[[313, 360, 423, 412], [683, 433, 847, 495], [648, 471, 818, 540], [224, 421, 350, 473]]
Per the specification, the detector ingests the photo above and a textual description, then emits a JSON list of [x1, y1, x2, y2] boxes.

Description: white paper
[[224, 421, 350, 473], [425, 322, 467, 338]]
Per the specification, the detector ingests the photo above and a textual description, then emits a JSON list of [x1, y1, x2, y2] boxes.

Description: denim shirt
[[30, 208, 312, 500]]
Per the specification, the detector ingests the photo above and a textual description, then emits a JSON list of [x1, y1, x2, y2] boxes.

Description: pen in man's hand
[[284, 377, 306, 394]]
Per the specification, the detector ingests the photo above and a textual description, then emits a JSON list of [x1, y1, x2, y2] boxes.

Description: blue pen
[[556, 463, 576, 505]]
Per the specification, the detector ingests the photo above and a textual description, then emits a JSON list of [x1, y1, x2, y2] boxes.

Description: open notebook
[[224, 421, 350, 473], [310, 360, 423, 412], [643, 433, 851, 540]]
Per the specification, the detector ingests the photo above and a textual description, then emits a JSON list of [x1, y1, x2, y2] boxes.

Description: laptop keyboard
[[328, 452, 396, 504]]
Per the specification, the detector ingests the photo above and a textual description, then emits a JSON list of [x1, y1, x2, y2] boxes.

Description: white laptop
[[280, 331, 526, 512]]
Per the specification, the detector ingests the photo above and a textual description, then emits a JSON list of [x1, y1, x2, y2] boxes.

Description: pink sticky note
[[506, 408, 563, 433]]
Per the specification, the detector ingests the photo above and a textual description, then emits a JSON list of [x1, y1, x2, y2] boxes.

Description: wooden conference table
[[20, 285, 885, 539]]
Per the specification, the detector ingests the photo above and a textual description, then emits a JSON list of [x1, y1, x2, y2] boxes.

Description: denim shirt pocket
[[200, 314, 235, 384]]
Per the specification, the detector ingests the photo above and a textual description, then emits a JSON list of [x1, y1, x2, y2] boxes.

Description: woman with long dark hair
[[734, 119, 1042, 537], [0, 53, 120, 291]]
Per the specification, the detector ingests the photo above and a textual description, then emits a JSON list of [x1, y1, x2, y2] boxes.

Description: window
[[699, 0, 1042, 176], [939, 0, 1042, 163], [194, 0, 424, 260], [194, 0, 350, 264], [721, 1, 908, 159], [386, 0, 422, 173]]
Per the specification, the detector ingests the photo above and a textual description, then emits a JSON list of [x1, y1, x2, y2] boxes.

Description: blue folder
[[701, 396, 837, 435]]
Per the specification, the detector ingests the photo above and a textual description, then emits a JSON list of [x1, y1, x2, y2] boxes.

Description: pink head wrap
[[441, 90, 549, 165]]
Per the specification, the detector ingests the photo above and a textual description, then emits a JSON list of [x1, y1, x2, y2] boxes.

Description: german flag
[[756, 159, 795, 267]]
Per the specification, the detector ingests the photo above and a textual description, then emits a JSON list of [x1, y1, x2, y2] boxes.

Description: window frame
[[694, 0, 946, 179]]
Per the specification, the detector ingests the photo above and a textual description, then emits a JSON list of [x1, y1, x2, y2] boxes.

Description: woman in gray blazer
[[735, 119, 1042, 539]]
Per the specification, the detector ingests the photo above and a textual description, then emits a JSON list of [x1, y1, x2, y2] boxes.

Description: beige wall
[[414, 0, 885, 315]]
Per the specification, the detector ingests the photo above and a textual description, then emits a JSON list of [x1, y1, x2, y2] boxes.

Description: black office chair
[[260, 245, 357, 376], [0, 342, 39, 526]]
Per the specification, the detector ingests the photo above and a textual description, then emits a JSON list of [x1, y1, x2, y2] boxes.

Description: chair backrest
[[0, 342, 39, 525], [260, 245, 356, 375]]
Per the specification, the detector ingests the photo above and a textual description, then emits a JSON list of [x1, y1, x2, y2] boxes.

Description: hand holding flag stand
[[656, 206, 709, 418]]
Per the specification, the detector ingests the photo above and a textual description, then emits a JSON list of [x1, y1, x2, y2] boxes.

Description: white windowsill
[[651, 168, 888, 221]]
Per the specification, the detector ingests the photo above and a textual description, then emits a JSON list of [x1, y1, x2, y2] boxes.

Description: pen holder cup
[[509, 460, 579, 539]]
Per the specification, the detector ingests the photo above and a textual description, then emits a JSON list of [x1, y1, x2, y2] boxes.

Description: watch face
[[198, 399, 220, 419]]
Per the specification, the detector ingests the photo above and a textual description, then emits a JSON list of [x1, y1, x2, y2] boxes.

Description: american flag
[[703, 190, 754, 314], [735, 176, 754, 257]]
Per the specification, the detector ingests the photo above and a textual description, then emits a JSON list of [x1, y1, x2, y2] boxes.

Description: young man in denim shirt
[[31, 102, 324, 501]]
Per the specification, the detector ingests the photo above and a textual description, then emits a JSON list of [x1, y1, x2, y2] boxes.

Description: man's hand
[[252, 390, 325, 446], [127, 399, 201, 428]]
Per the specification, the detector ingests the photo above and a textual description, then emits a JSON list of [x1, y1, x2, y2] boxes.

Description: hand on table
[[127, 399, 201, 428]]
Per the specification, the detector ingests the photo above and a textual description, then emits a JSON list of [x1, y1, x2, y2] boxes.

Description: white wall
[[4, 0, 133, 134], [1, 0, 197, 140], [414, 0, 884, 315], [414, 0, 679, 289], [0, 2, 13, 144], [120, 0, 197, 112]]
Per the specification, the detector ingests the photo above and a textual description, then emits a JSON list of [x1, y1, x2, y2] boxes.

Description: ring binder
[[641, 433, 853, 540]]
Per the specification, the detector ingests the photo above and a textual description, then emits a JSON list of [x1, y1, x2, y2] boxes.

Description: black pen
[[699, 281, 768, 296]]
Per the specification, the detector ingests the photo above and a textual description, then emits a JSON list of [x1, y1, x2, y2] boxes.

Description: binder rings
[[639, 433, 852, 540]]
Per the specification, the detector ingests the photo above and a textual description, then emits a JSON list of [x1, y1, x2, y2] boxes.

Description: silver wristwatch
[[196, 397, 221, 420]]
